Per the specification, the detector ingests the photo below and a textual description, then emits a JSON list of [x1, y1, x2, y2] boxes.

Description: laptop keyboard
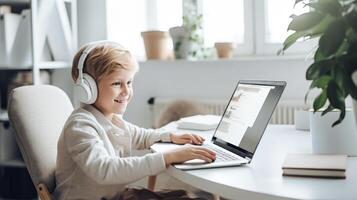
[[204, 143, 241, 162]]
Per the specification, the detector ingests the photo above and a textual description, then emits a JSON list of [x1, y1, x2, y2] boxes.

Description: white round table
[[163, 124, 357, 200]]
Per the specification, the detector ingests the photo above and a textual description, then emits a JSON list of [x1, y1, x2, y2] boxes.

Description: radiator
[[147, 97, 306, 127]]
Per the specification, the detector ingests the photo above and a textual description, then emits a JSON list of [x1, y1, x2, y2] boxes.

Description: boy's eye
[[112, 82, 121, 86]]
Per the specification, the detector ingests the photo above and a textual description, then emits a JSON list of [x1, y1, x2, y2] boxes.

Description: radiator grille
[[148, 97, 305, 127]]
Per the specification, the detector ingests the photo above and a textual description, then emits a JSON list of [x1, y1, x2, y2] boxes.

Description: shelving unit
[[0, 0, 77, 198]]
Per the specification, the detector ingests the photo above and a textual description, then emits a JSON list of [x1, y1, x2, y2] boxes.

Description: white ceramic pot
[[169, 26, 191, 59], [310, 109, 357, 156], [294, 109, 310, 131], [353, 99, 357, 128]]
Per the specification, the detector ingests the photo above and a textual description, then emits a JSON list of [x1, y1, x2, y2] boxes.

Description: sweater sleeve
[[63, 116, 167, 185], [125, 121, 171, 150]]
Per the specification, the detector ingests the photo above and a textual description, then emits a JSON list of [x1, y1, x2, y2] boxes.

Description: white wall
[[77, 0, 107, 46], [125, 58, 312, 127]]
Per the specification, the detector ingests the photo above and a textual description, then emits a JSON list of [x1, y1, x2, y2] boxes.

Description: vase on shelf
[[214, 42, 235, 59], [141, 31, 172, 60]]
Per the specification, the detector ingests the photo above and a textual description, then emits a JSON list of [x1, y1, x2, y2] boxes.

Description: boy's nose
[[121, 84, 129, 96]]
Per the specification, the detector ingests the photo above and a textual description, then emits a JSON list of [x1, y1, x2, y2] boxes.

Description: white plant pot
[[310, 109, 357, 156], [294, 109, 310, 131], [353, 100, 357, 128], [169, 26, 197, 60]]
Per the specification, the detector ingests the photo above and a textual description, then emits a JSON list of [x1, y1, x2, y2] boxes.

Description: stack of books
[[282, 154, 347, 179]]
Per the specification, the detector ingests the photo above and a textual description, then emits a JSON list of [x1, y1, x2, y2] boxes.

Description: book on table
[[176, 115, 221, 131], [282, 154, 347, 178]]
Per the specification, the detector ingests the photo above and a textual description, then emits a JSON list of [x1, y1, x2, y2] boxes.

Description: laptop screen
[[212, 80, 286, 159]]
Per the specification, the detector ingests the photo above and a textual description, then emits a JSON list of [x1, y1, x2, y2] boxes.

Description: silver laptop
[[151, 80, 286, 170]]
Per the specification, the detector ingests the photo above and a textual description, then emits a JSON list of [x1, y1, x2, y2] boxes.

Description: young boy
[[53, 41, 216, 200]]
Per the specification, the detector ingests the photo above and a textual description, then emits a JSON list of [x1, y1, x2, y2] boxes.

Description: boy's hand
[[163, 145, 216, 165], [170, 133, 205, 145]]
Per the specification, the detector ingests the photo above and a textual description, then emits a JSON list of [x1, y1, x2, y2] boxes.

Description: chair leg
[[147, 175, 157, 191], [37, 183, 52, 200], [212, 194, 220, 200]]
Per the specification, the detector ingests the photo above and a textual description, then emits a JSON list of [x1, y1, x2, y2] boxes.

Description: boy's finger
[[190, 135, 200, 144], [197, 135, 204, 143], [194, 149, 216, 160], [194, 147, 216, 156], [195, 154, 213, 163], [192, 135, 203, 144]]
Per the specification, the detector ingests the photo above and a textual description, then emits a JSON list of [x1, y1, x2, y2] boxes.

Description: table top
[[161, 124, 357, 200]]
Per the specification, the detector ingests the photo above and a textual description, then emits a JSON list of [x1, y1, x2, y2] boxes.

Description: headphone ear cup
[[83, 73, 98, 104]]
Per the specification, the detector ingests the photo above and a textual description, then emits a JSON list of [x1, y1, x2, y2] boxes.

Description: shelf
[[0, 65, 32, 70], [0, 159, 26, 168], [0, 0, 73, 5], [0, 110, 9, 122], [0, 61, 71, 70], [38, 61, 71, 69], [0, 0, 29, 5], [139, 54, 313, 64]]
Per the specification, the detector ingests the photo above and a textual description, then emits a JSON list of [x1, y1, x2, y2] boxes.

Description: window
[[265, 0, 308, 43], [106, 1, 147, 58], [255, 0, 315, 55], [106, 0, 314, 59], [202, 0, 244, 46]]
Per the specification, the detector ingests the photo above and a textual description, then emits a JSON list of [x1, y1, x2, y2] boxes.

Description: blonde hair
[[71, 42, 139, 82]]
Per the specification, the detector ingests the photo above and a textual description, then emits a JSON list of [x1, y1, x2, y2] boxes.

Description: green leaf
[[314, 47, 326, 61], [331, 65, 348, 95], [313, 0, 342, 17], [313, 89, 328, 111], [321, 105, 334, 116], [347, 40, 357, 54], [327, 81, 345, 108], [306, 60, 333, 80], [282, 31, 307, 51], [334, 40, 349, 56], [345, 5, 357, 31], [279, 15, 334, 54], [304, 15, 335, 38], [326, 81, 346, 126], [310, 75, 332, 88], [332, 112, 345, 127], [343, 55, 357, 99], [319, 19, 347, 57], [288, 12, 324, 31], [346, 75, 357, 99]]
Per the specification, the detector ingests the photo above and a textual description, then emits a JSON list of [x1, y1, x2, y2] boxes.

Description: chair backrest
[[8, 85, 73, 194]]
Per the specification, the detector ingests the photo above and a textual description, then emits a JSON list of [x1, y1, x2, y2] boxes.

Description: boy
[[53, 41, 216, 200]]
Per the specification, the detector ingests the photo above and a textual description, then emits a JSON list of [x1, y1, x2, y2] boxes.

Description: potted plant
[[280, 0, 357, 155], [169, 0, 207, 60], [169, 14, 205, 60]]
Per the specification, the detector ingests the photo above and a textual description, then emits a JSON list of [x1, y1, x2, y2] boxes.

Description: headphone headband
[[77, 40, 116, 82]]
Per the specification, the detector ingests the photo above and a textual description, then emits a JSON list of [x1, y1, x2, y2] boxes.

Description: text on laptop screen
[[213, 81, 285, 156]]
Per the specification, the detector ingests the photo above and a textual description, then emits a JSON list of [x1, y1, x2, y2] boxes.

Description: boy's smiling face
[[94, 68, 135, 120]]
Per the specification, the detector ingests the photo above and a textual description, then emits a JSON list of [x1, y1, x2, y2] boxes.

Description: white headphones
[[74, 40, 129, 104], [75, 40, 123, 104]]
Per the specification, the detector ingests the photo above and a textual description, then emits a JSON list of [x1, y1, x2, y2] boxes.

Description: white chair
[[8, 85, 73, 200]]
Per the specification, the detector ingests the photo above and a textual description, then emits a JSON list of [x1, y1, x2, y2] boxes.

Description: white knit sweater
[[53, 104, 171, 200]]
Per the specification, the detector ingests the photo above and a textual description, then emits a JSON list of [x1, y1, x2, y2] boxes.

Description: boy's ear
[[74, 73, 98, 104]]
